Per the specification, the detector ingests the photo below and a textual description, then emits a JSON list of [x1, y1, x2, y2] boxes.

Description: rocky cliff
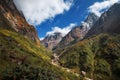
[[0, 0, 40, 45], [41, 32, 63, 50]]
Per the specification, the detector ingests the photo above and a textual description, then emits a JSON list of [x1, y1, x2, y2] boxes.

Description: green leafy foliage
[[59, 34, 120, 80]]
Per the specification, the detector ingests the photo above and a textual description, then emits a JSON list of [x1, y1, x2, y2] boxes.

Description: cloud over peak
[[46, 23, 76, 37], [13, 0, 73, 25], [88, 0, 120, 16]]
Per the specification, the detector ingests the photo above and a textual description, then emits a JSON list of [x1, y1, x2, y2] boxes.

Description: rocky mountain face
[[0, 0, 40, 45], [86, 2, 120, 38], [41, 32, 63, 50], [54, 13, 98, 50]]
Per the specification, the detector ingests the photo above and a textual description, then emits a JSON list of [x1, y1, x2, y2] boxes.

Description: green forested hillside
[[59, 34, 120, 80], [0, 13, 79, 80]]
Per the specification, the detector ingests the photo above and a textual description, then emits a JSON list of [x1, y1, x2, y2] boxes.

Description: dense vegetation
[[0, 13, 79, 80], [58, 33, 120, 80]]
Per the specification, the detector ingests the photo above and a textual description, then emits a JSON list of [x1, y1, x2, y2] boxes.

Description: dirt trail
[[51, 53, 79, 77], [51, 53, 93, 80]]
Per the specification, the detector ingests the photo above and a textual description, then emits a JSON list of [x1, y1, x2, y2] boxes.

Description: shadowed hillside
[[59, 34, 120, 80]]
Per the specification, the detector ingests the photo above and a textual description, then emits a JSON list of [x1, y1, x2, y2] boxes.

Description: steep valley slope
[[0, 0, 79, 80]]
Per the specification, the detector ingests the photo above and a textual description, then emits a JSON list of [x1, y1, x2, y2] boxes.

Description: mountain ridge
[[53, 13, 99, 51], [85, 2, 120, 38]]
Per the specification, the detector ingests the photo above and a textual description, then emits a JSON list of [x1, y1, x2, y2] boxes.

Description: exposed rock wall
[[0, 0, 40, 45]]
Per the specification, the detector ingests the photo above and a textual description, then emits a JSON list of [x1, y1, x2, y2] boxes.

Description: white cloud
[[46, 23, 76, 36], [13, 0, 73, 25], [88, 0, 120, 16], [39, 37, 44, 41], [81, 21, 90, 30]]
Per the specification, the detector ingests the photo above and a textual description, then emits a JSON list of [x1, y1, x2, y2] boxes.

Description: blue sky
[[14, 0, 119, 40], [36, 0, 102, 39]]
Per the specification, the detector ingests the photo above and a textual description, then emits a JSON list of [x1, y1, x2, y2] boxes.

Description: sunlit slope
[[0, 10, 79, 80]]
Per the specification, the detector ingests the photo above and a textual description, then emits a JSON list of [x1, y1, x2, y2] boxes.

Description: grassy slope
[[0, 13, 79, 80], [59, 33, 120, 80]]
